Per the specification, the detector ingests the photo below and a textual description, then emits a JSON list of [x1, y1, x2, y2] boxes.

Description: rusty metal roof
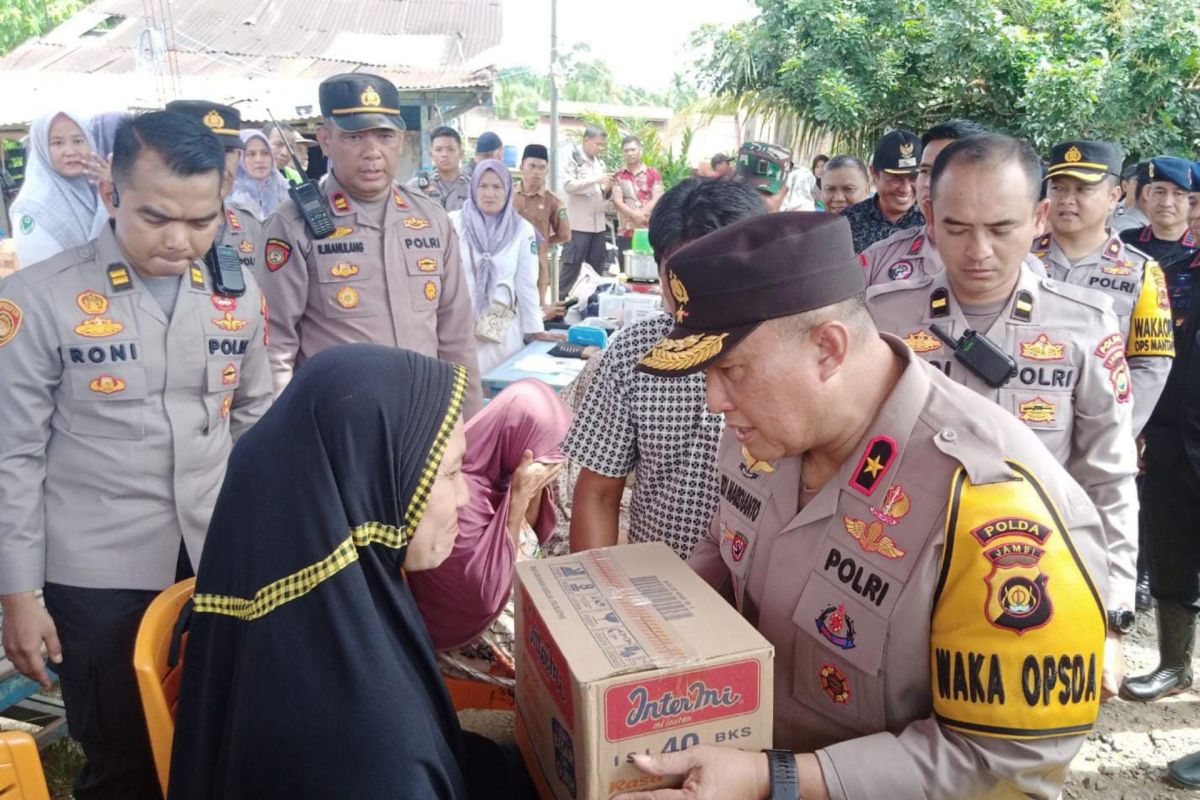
[[0, 0, 501, 125]]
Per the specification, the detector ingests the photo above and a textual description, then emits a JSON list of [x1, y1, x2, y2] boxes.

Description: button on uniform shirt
[[405, 171, 471, 213], [260, 172, 482, 416], [867, 263, 1139, 609], [1031, 231, 1174, 434], [513, 186, 569, 290], [843, 194, 926, 254], [219, 203, 264, 284], [688, 336, 1108, 800], [560, 152, 609, 233], [561, 314, 723, 559], [0, 224, 273, 595]]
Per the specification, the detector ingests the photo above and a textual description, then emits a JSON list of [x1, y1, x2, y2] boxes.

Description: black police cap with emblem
[[1138, 156, 1194, 191], [873, 130, 922, 175], [1045, 140, 1123, 184], [319, 73, 405, 132], [164, 100, 242, 149], [637, 212, 866, 377]]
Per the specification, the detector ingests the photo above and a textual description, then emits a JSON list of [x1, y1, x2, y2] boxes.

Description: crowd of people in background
[[3, 73, 1200, 800]]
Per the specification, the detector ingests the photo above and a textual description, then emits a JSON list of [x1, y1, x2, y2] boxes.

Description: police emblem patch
[[887, 260, 914, 280], [203, 110, 225, 131], [1095, 333, 1131, 403], [417, 258, 437, 273], [842, 514, 906, 559], [739, 445, 775, 479], [403, 216, 431, 230], [424, 280, 438, 302], [74, 317, 124, 338], [88, 374, 126, 395], [1099, 263, 1132, 276], [265, 239, 291, 271], [722, 523, 750, 562], [361, 86, 382, 107], [0, 299, 24, 347], [238, 239, 254, 254], [330, 262, 359, 279], [1019, 333, 1065, 361], [211, 294, 237, 313], [76, 290, 108, 316], [1017, 397, 1057, 424], [212, 312, 248, 332], [336, 286, 360, 309], [819, 664, 851, 704], [815, 604, 856, 649], [1064, 145, 1083, 163], [903, 330, 941, 353], [870, 484, 910, 525]]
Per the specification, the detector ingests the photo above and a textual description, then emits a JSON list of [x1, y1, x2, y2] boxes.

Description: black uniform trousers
[[558, 229, 609, 297], [1143, 446, 1200, 612], [42, 547, 193, 800]]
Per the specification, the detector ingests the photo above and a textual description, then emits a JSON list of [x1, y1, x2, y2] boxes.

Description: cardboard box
[[515, 543, 774, 799]]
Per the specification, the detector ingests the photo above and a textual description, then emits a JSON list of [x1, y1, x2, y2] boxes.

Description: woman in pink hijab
[[408, 378, 572, 685]]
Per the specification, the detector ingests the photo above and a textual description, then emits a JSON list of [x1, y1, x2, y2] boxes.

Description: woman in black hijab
[[168, 344, 475, 799]]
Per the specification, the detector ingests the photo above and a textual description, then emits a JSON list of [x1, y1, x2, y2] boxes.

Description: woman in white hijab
[[227, 130, 291, 221], [9, 110, 109, 268]]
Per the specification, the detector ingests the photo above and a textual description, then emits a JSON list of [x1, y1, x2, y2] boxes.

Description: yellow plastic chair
[[133, 577, 195, 796], [0, 730, 50, 800]]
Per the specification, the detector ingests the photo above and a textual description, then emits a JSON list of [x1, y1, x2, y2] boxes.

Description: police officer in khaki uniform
[[165, 100, 265, 282], [0, 111, 271, 799], [1033, 140, 1174, 434], [616, 213, 1108, 800], [867, 135, 1138, 645], [261, 73, 482, 415], [862, 120, 987, 285], [404, 125, 471, 212]]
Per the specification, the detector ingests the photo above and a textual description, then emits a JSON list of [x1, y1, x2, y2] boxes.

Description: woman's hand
[[507, 450, 563, 543], [85, 153, 112, 187]]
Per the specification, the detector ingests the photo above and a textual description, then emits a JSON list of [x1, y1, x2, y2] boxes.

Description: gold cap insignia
[[1148, 162, 1155, 179], [668, 270, 690, 323], [361, 86, 382, 107], [203, 110, 225, 131], [1019, 333, 1066, 361], [1063, 145, 1083, 163], [639, 332, 728, 372], [76, 290, 109, 316], [898, 142, 914, 158]]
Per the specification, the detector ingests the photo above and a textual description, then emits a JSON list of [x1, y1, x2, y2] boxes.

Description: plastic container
[[631, 228, 651, 253]]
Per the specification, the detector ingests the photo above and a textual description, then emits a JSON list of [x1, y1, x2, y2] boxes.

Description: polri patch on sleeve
[[0, 298, 23, 346], [930, 462, 1105, 739], [265, 239, 292, 271], [849, 435, 897, 496]]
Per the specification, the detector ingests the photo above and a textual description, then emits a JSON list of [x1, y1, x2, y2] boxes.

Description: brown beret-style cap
[[637, 212, 865, 376]]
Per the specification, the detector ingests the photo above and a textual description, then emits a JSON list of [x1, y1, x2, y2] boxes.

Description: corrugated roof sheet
[[0, 0, 500, 125]]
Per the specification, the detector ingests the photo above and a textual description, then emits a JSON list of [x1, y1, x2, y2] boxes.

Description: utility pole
[[549, 0, 559, 194]]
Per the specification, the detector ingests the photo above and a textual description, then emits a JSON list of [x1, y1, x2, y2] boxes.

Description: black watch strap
[[763, 749, 800, 800]]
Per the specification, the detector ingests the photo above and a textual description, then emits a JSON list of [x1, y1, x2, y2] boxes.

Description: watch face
[[1110, 609, 1135, 633]]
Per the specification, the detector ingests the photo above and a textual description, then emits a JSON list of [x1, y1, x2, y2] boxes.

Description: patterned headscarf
[[460, 159, 524, 316]]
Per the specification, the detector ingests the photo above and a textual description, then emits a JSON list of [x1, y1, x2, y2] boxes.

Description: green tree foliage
[[1, 0, 86, 55], [692, 0, 1200, 159]]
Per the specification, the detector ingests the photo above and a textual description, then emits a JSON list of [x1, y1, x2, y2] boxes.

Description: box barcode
[[629, 576, 692, 621]]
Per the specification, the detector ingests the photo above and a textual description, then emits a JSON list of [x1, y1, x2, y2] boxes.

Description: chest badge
[[417, 257, 438, 273], [869, 484, 910, 525], [330, 262, 359, 279], [403, 216, 431, 230], [739, 445, 775, 479], [842, 514, 907, 559], [816, 604, 857, 650], [903, 329, 941, 353], [1019, 333, 1065, 361], [238, 239, 254, 254], [76, 290, 109, 316], [212, 311, 248, 332], [222, 363, 238, 385], [336, 286, 361, 309], [88, 374, 126, 394], [1018, 397, 1057, 424], [819, 664, 851, 704], [328, 226, 354, 239], [424, 280, 438, 302]]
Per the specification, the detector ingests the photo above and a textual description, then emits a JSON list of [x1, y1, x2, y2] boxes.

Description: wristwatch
[[1107, 608, 1135, 635], [763, 749, 800, 800]]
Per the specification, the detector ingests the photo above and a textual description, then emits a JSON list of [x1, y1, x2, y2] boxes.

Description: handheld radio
[[267, 111, 336, 239], [930, 324, 1017, 388]]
